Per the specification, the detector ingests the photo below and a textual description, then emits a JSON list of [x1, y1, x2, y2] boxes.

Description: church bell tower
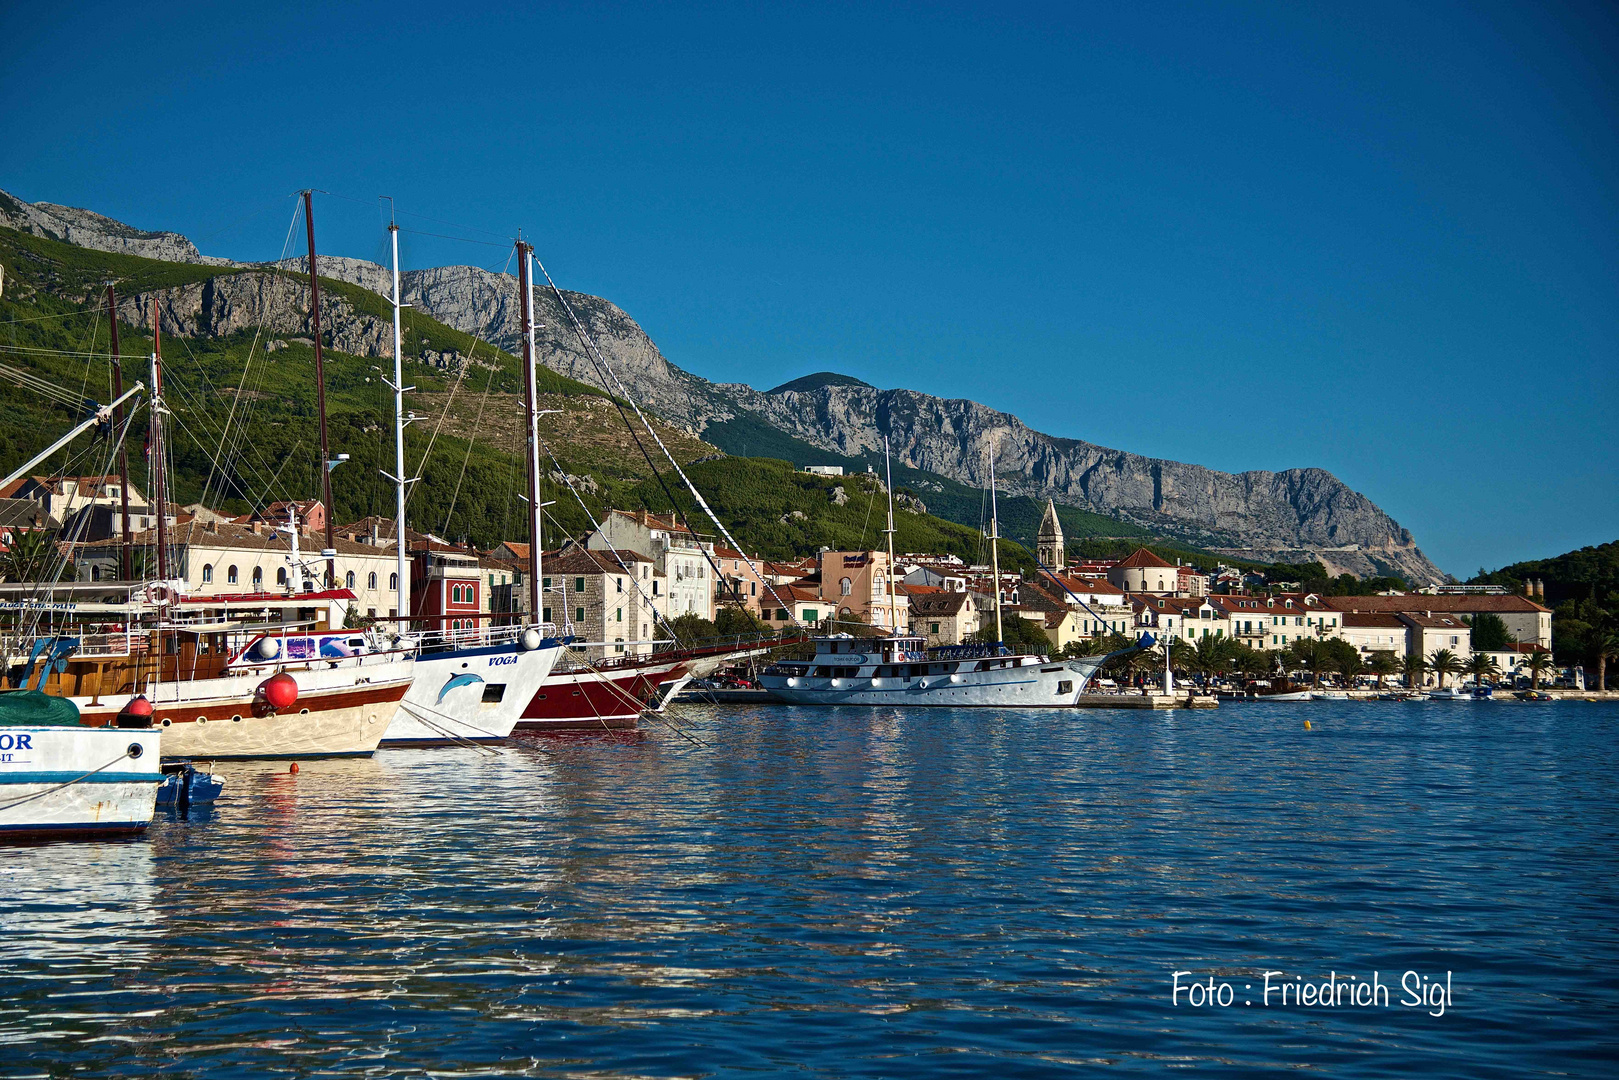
[[1036, 498, 1064, 570]]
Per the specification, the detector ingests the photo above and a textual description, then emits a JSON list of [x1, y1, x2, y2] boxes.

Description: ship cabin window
[[202, 564, 213, 583], [812, 666, 832, 677]]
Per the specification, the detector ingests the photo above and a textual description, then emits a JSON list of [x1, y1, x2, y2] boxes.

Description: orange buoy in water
[[289, 762, 299, 774], [259, 672, 299, 711]]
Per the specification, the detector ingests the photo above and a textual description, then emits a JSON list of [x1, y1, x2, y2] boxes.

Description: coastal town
[[0, 469, 1574, 694]]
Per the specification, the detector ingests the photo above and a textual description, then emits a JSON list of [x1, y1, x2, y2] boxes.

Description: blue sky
[[3, 1, 1615, 576]]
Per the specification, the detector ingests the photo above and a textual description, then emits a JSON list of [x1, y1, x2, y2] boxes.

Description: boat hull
[[73, 662, 414, 759], [381, 641, 564, 747], [0, 727, 161, 842], [513, 658, 690, 731], [762, 656, 1107, 708]]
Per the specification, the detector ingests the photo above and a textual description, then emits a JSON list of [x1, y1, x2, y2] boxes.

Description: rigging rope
[[531, 255, 798, 626]]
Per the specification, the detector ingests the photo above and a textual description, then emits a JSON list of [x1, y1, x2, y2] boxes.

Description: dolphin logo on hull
[[436, 672, 486, 704]]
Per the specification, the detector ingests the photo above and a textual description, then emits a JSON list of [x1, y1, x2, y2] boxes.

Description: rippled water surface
[[3, 700, 1617, 1077]]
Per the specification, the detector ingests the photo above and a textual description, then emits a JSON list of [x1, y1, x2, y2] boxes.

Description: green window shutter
[[575, 577, 586, 592], [575, 607, 585, 622]]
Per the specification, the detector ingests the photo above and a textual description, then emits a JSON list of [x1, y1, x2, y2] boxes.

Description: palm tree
[[1592, 631, 1619, 693], [1288, 637, 1324, 686], [1368, 651, 1399, 689], [1336, 652, 1366, 688], [1428, 649, 1464, 690], [1465, 652, 1499, 688], [1525, 648, 1555, 690], [1402, 652, 1428, 690], [0, 529, 57, 584]]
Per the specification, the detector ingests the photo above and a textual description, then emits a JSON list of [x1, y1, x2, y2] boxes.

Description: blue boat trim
[[0, 820, 150, 833], [420, 638, 564, 661], [0, 771, 161, 785], [159, 751, 373, 761]]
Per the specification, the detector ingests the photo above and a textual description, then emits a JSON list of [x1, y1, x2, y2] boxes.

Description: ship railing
[[408, 621, 560, 653], [0, 628, 142, 660]]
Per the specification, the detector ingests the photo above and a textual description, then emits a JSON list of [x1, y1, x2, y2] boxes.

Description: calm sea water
[[2, 700, 1616, 1078]]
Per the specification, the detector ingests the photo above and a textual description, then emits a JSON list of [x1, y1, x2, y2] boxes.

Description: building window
[[575, 577, 586, 592], [804, 609, 818, 622], [252, 567, 262, 586], [202, 564, 213, 583], [575, 607, 585, 623], [840, 577, 852, 596], [389, 573, 399, 590], [616, 608, 623, 622], [542, 607, 552, 622], [227, 564, 238, 584], [776, 609, 788, 621], [615, 639, 625, 654], [345, 571, 356, 589], [368, 572, 377, 589], [276, 567, 288, 586], [930, 622, 940, 634]]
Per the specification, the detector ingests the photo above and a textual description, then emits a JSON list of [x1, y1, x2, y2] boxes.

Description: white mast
[[387, 217, 412, 630], [883, 436, 899, 636], [526, 248, 545, 623], [988, 443, 1003, 645]]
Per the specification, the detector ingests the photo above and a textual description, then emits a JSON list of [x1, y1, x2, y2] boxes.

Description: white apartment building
[[587, 510, 714, 623]]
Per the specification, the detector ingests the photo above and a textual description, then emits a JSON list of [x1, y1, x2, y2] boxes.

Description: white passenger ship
[[761, 633, 1149, 707], [760, 439, 1151, 708]]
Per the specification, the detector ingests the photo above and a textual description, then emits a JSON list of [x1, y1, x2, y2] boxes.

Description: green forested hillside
[[0, 227, 616, 548], [1471, 541, 1619, 666]]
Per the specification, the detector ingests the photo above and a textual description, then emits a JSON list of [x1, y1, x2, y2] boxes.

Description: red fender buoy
[[259, 672, 299, 711], [289, 762, 300, 774]]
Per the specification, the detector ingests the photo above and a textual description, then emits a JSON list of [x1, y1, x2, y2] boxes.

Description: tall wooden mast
[[516, 240, 543, 622], [303, 190, 337, 587], [105, 285, 133, 581]]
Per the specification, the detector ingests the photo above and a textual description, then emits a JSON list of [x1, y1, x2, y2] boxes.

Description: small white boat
[[1429, 688, 1469, 701], [1312, 690, 1350, 701], [1252, 690, 1315, 702], [0, 691, 161, 842]]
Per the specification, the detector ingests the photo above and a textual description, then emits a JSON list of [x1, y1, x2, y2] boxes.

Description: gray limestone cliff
[[0, 188, 1446, 581]]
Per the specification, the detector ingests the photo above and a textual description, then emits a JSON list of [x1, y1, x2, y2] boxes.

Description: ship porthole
[[232, 714, 243, 722], [197, 716, 207, 723], [300, 708, 310, 714], [126, 742, 143, 759], [160, 718, 171, 727]]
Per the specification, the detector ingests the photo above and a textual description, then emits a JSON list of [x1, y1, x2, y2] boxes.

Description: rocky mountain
[[0, 186, 1446, 582]]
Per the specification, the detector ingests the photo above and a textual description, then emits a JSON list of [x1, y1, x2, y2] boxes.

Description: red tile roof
[[1116, 547, 1174, 569], [1322, 594, 1549, 614]]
